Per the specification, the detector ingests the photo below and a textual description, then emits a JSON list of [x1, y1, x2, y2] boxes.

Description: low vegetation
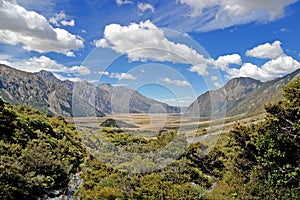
[[0, 99, 86, 199], [0, 77, 299, 199]]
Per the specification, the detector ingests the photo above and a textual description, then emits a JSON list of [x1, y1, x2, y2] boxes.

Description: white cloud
[[0, 55, 94, 78], [112, 83, 129, 87], [49, 11, 66, 26], [211, 76, 219, 81], [227, 55, 300, 81], [246, 41, 284, 59], [160, 96, 193, 107], [215, 54, 242, 70], [179, 0, 216, 17], [98, 71, 110, 76], [66, 51, 75, 57], [0, 55, 67, 73], [94, 20, 212, 75], [53, 73, 83, 82], [69, 65, 91, 75], [160, 77, 191, 87], [137, 2, 155, 13], [109, 72, 136, 80], [60, 19, 75, 27], [213, 81, 222, 88], [94, 38, 109, 48], [116, 0, 131, 6], [179, 0, 296, 20], [156, 0, 296, 33], [189, 64, 209, 76], [0, 1, 83, 55], [50, 11, 75, 27]]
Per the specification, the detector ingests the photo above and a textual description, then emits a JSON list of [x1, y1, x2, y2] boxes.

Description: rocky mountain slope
[[185, 69, 300, 118], [36, 69, 180, 114], [0, 64, 180, 116]]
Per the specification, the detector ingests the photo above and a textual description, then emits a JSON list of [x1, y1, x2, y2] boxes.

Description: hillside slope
[[0, 64, 104, 117], [0, 64, 180, 116], [185, 69, 300, 118], [36, 68, 180, 114]]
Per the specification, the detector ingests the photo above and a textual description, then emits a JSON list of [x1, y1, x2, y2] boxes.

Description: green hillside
[[0, 98, 86, 199]]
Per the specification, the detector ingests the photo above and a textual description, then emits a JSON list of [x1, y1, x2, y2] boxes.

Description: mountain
[[185, 69, 300, 118], [36, 69, 180, 114], [0, 64, 180, 116], [0, 64, 104, 117], [95, 83, 180, 114], [35, 70, 74, 91], [226, 69, 300, 116]]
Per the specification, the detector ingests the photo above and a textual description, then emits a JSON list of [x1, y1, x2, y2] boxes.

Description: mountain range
[[0, 64, 180, 117], [0, 64, 299, 118], [185, 68, 300, 118]]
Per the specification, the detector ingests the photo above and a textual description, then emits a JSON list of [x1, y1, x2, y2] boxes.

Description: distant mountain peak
[[185, 70, 300, 118], [98, 83, 113, 90], [1, 64, 180, 115], [35, 70, 74, 91], [35, 70, 56, 78], [225, 77, 262, 88]]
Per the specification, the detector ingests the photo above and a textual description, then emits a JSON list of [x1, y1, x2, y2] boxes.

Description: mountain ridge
[[0, 64, 180, 116], [1, 64, 299, 118], [0, 64, 105, 117], [184, 69, 300, 118]]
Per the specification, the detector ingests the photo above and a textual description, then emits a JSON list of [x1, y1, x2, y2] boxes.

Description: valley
[[68, 113, 265, 142]]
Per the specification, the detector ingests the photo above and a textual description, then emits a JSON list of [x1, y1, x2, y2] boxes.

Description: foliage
[[0, 99, 85, 199], [208, 77, 300, 199], [1, 77, 299, 199]]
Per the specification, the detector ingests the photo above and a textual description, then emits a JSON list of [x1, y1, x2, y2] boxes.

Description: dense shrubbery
[[1, 77, 299, 199], [206, 77, 300, 199], [0, 99, 85, 199]]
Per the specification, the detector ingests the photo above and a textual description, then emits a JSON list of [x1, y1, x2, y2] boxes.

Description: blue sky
[[0, 0, 300, 106]]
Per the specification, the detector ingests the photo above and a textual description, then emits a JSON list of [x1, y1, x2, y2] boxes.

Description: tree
[[221, 77, 300, 199]]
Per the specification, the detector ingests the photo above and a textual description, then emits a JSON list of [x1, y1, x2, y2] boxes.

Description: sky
[[0, 0, 300, 107]]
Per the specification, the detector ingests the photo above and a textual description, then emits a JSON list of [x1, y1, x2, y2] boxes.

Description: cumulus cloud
[[215, 54, 242, 70], [160, 77, 191, 87], [49, 11, 66, 26], [109, 72, 136, 80], [0, 55, 93, 78], [69, 65, 91, 75], [224, 40, 300, 81], [189, 64, 209, 76], [66, 51, 75, 57], [246, 41, 284, 59], [0, 0, 83, 55], [98, 71, 110, 76], [60, 19, 75, 27], [116, 0, 131, 6], [94, 20, 212, 75], [52, 73, 83, 82], [0, 55, 67, 73], [227, 55, 300, 81], [137, 2, 155, 13]]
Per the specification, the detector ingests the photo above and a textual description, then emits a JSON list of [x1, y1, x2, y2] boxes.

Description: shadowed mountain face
[[35, 70, 74, 91], [0, 64, 104, 117], [185, 69, 300, 118], [0, 64, 180, 116]]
